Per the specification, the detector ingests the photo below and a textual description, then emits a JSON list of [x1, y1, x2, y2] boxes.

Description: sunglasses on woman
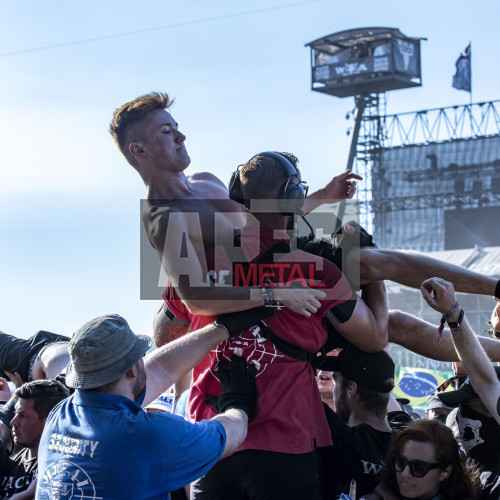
[[392, 454, 443, 478]]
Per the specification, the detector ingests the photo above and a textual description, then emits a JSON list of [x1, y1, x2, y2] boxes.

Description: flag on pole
[[452, 44, 471, 92]]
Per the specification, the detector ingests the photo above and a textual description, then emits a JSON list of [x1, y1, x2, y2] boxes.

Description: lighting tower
[[306, 27, 424, 230]]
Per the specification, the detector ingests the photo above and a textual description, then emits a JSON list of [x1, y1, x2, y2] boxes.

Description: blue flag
[[452, 44, 471, 92]]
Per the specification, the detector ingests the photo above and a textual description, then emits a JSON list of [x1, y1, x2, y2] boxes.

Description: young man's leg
[[191, 450, 321, 500], [346, 247, 498, 296]]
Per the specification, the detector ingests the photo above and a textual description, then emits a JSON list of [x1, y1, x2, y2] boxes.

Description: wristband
[[437, 302, 460, 342], [261, 280, 283, 309], [495, 279, 500, 300], [261, 286, 275, 307], [447, 308, 465, 332]]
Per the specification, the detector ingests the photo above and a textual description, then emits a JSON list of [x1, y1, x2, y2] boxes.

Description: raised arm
[[144, 322, 229, 405], [303, 170, 362, 214], [421, 277, 500, 424]]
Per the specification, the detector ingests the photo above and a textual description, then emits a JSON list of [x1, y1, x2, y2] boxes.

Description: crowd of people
[[1, 91, 499, 499]]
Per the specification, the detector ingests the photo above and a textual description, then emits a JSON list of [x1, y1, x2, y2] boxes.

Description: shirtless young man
[[110, 92, 361, 317], [109, 91, 500, 360]]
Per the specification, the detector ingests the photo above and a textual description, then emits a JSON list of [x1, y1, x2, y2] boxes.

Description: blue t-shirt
[[35, 390, 226, 499]]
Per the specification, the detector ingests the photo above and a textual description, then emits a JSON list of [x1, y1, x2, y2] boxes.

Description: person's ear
[[440, 465, 452, 482], [129, 142, 147, 159], [124, 365, 137, 379], [349, 382, 357, 397]]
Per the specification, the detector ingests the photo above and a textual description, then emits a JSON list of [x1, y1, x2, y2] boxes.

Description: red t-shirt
[[165, 225, 352, 454]]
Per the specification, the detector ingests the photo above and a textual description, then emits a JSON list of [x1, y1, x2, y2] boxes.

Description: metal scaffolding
[[352, 93, 386, 230], [356, 100, 500, 233], [381, 100, 500, 147]]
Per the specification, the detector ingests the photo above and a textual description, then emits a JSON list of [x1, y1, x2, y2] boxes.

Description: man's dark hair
[[14, 379, 69, 420], [240, 151, 301, 202], [338, 372, 389, 419], [109, 91, 173, 167]]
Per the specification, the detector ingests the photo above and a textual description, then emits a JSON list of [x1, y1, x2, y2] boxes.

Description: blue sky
[[1, 0, 499, 339]]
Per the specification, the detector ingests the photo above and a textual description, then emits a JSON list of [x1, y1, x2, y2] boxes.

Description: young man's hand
[[420, 278, 457, 315], [274, 283, 325, 318], [319, 170, 362, 203]]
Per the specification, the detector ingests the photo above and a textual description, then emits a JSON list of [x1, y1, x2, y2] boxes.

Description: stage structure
[[306, 27, 424, 230], [370, 100, 500, 350], [371, 101, 500, 251], [306, 29, 500, 381]]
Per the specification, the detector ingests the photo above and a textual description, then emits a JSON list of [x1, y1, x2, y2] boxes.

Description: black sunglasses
[[392, 454, 443, 478]]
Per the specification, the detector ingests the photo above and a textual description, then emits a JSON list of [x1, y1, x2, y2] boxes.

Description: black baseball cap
[[437, 366, 500, 408], [327, 345, 395, 393]]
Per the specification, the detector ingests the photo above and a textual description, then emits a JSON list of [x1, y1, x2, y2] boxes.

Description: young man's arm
[[328, 281, 389, 353], [349, 245, 498, 296], [156, 212, 325, 317], [333, 220, 498, 296], [152, 301, 191, 347], [420, 277, 500, 424]]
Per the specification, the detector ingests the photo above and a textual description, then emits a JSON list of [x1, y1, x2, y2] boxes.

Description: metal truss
[[353, 99, 500, 218], [371, 190, 500, 212], [381, 100, 500, 148], [352, 93, 386, 230]]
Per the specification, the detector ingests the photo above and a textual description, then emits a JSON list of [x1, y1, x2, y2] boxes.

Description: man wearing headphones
[[160, 151, 389, 499]]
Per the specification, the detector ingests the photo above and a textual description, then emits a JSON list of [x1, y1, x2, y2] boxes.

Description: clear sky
[[1, 0, 499, 339]]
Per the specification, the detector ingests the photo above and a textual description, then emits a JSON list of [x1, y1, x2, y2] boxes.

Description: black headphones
[[228, 152, 308, 216]]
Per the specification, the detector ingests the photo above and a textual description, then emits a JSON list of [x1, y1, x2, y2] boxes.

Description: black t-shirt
[[0, 448, 37, 498], [0, 330, 69, 382], [0, 439, 8, 478], [318, 404, 412, 500], [479, 471, 500, 500]]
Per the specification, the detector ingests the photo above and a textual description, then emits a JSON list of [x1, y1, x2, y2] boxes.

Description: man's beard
[[13, 434, 38, 449], [335, 385, 351, 423]]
